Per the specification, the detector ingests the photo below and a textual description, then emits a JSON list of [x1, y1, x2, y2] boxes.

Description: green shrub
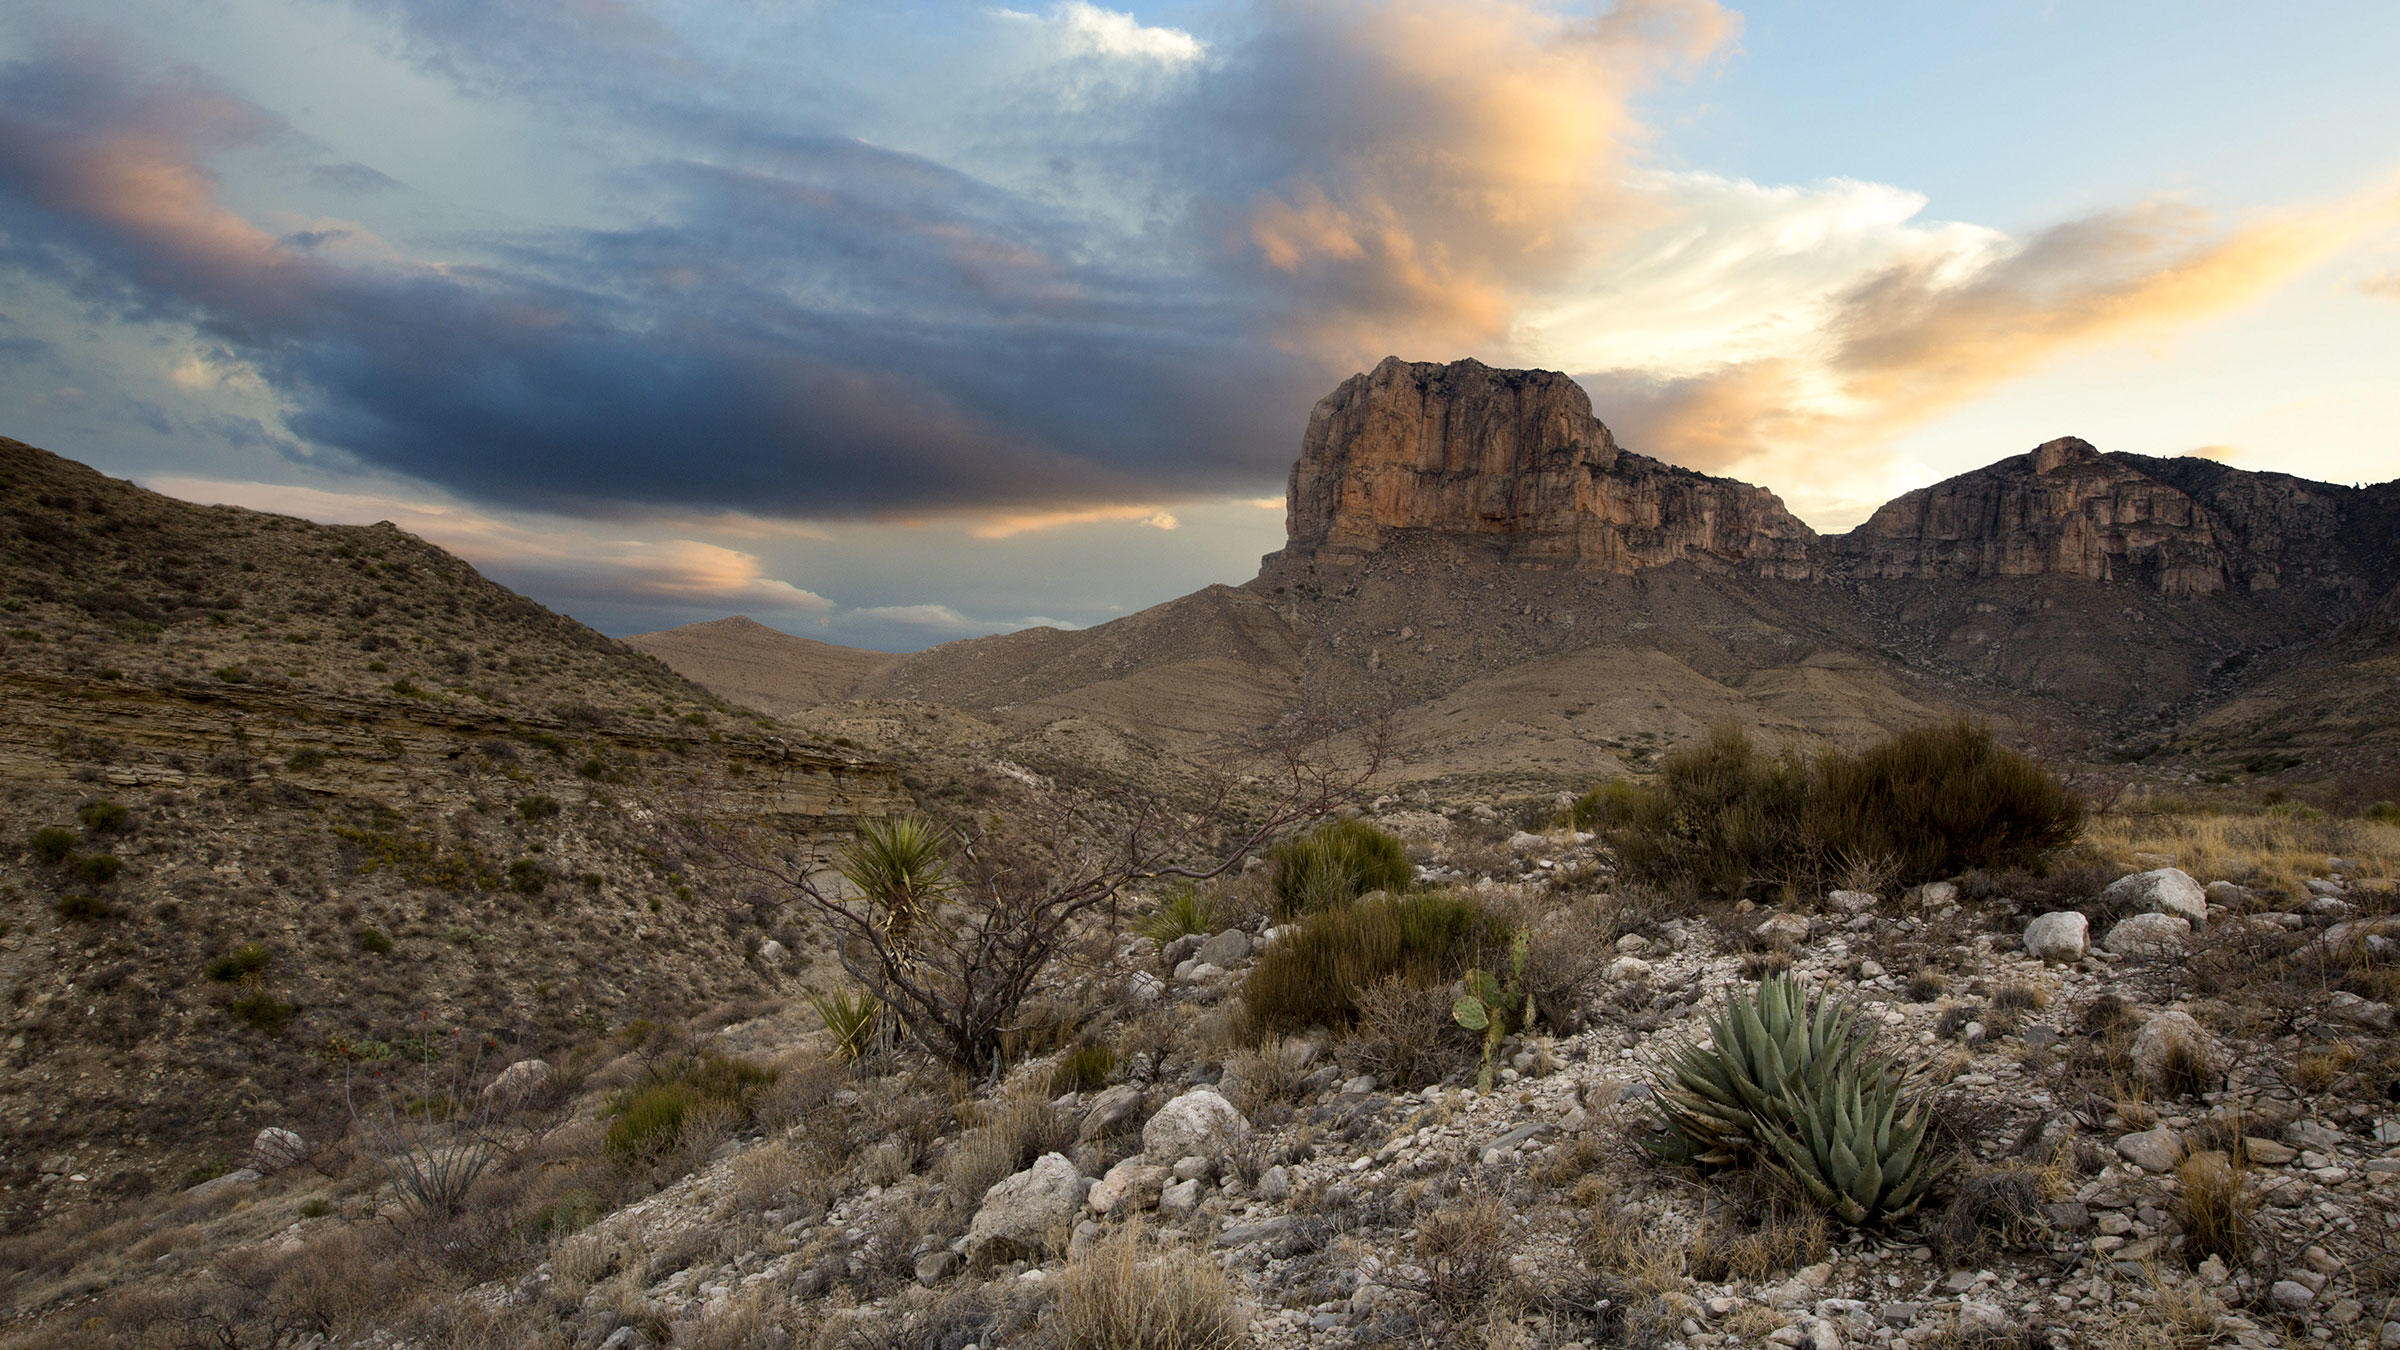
[[30, 826, 76, 864], [1244, 890, 1507, 1033], [1265, 818, 1413, 918], [73, 853, 123, 885], [1138, 885, 1218, 945], [506, 858, 551, 894], [805, 986, 882, 1061], [1591, 720, 2080, 899], [53, 893, 111, 921], [76, 800, 129, 832], [1650, 974, 1936, 1227], [1050, 1041, 1116, 1095], [230, 990, 297, 1033], [604, 1053, 776, 1159], [206, 943, 273, 981], [516, 794, 561, 822], [356, 927, 394, 955], [286, 747, 328, 772]]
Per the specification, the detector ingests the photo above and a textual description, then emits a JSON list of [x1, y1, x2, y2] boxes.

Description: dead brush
[[1219, 1037, 1314, 1121], [2288, 1042, 2358, 1093], [1930, 1166, 2050, 1265], [1409, 1193, 1516, 1319], [2174, 1152, 2253, 1264], [1054, 1222, 1246, 1350]]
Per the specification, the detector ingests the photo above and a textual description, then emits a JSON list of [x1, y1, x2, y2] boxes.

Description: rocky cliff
[[1269, 357, 1819, 578]]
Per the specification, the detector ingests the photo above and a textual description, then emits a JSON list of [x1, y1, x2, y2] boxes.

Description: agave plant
[[1648, 974, 1936, 1225]]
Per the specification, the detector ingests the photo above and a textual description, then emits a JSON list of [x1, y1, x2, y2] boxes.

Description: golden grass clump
[[2174, 1152, 2253, 1264], [1054, 1224, 1246, 1350], [2082, 806, 2400, 901]]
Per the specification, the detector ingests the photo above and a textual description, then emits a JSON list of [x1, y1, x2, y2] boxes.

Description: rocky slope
[[0, 440, 904, 1223], [626, 616, 898, 721]]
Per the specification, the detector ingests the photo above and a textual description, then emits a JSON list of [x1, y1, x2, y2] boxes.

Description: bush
[[53, 893, 111, 921], [1593, 720, 2081, 899], [1243, 889, 1507, 1033], [230, 990, 297, 1032], [77, 800, 129, 832], [505, 858, 551, 894], [206, 943, 273, 981], [1137, 885, 1218, 945], [73, 853, 123, 885], [1265, 818, 1413, 918], [30, 826, 76, 864], [355, 927, 394, 955], [605, 1053, 775, 1159], [516, 794, 561, 822], [1049, 1041, 1115, 1095]]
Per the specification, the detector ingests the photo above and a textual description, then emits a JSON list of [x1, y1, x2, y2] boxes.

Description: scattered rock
[[914, 1250, 961, 1286], [2204, 879, 2250, 908], [1126, 970, 1166, 1001], [1157, 1177, 1202, 1217], [2270, 1280, 2317, 1311], [963, 1153, 1089, 1260], [754, 938, 788, 967], [1195, 930, 1253, 967], [2102, 912, 2191, 956], [2100, 868, 2208, 923], [2326, 992, 2397, 1032], [1754, 913, 1812, 948], [1078, 1084, 1146, 1142], [2023, 911, 2089, 963], [2115, 1128, 2185, 1173], [1828, 890, 1878, 914], [181, 1168, 261, 1200], [2130, 1011, 2210, 1088], [249, 1127, 308, 1174], [481, 1058, 553, 1109], [1142, 1088, 1251, 1164], [1087, 1159, 1169, 1216], [1606, 955, 1653, 981]]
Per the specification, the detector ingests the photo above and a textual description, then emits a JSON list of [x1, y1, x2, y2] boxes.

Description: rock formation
[[1270, 357, 1818, 578]]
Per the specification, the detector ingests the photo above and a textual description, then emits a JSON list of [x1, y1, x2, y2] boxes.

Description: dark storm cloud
[[0, 42, 1315, 517]]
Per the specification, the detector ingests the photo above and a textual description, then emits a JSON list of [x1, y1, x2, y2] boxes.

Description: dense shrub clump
[[1264, 818, 1413, 918], [1243, 889, 1507, 1033], [1588, 720, 2082, 899], [605, 1053, 776, 1159]]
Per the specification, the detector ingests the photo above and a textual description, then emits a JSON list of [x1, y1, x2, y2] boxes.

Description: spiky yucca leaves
[[1650, 974, 1936, 1226], [837, 815, 952, 965], [805, 986, 882, 1061]]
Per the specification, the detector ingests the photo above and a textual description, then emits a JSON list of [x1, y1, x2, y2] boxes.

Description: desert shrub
[[206, 943, 273, 981], [1929, 1166, 2049, 1264], [515, 793, 561, 822], [605, 1054, 775, 1160], [76, 800, 129, 832], [229, 989, 297, 1032], [286, 747, 328, 772], [356, 927, 394, 954], [29, 826, 76, 864], [72, 853, 123, 885], [1595, 721, 2081, 899], [1651, 974, 1936, 1226], [1565, 779, 1644, 831], [1265, 818, 1413, 918], [944, 1091, 1072, 1206], [52, 893, 111, 921], [1049, 1041, 1116, 1095], [1055, 1224, 1244, 1350], [1137, 884, 1217, 944], [1350, 974, 1473, 1090], [505, 858, 550, 894], [1242, 889, 1507, 1033]]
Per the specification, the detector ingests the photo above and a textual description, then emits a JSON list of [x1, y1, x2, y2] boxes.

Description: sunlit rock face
[[1272, 356, 1820, 578], [1835, 437, 2243, 598]]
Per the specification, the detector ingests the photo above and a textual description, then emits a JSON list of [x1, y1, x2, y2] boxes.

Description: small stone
[[1126, 970, 1165, 1001], [1195, 930, 1252, 967], [2269, 1280, 2316, 1311], [2204, 879, 2250, 909], [915, 1250, 962, 1286], [1142, 1089, 1250, 1163], [2130, 1011, 2210, 1088], [1088, 1159, 1169, 1216], [1828, 889, 1878, 914], [1257, 1165, 1291, 1201], [1157, 1178, 1202, 1216], [1171, 1154, 1213, 1182], [1339, 1074, 1376, 1095], [1755, 913, 1812, 948], [2245, 1137, 2297, 1165], [1606, 955, 1653, 981], [2326, 992, 2397, 1032]]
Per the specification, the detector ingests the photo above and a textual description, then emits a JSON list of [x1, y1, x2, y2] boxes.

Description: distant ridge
[[627, 615, 898, 716]]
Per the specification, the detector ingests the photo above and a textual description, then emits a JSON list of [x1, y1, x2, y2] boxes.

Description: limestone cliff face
[[1273, 357, 1819, 578], [1833, 438, 2247, 599]]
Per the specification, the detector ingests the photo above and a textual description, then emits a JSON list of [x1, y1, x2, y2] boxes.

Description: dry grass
[[1413, 1193, 1516, 1318], [2289, 1042, 2358, 1093], [2084, 807, 2400, 899], [941, 1088, 1070, 1210], [2173, 1153, 2253, 1264], [1054, 1223, 1246, 1350]]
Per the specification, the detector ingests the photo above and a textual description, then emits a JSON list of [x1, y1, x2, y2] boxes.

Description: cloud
[[964, 503, 1180, 539], [851, 602, 1076, 634], [1574, 186, 2400, 487], [998, 3, 1206, 65], [2364, 268, 2400, 299]]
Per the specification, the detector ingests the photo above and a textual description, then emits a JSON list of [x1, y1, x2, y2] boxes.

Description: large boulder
[[1141, 1088, 1251, 1164], [2101, 868, 2207, 923], [1087, 1159, 1171, 1216], [2023, 911, 2090, 963], [2103, 912, 2191, 956], [1077, 1084, 1147, 1142], [1195, 930, 1253, 967], [963, 1153, 1088, 1260], [1753, 913, 1812, 949], [482, 1058, 554, 1109]]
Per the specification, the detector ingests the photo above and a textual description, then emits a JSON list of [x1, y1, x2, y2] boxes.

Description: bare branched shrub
[[345, 1038, 503, 1218], [1349, 974, 1472, 1090], [1220, 1037, 1314, 1120], [1410, 1193, 1514, 1319]]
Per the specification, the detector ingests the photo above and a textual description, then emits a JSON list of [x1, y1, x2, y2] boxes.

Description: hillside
[[0, 439, 905, 1225], [625, 616, 898, 720]]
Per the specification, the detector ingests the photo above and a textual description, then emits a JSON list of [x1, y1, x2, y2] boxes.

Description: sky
[[2, 1, 2396, 651]]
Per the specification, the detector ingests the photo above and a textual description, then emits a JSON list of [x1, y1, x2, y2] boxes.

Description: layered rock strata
[[1269, 357, 1819, 578]]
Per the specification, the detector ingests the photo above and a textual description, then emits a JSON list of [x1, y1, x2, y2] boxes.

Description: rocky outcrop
[[1833, 438, 2240, 598], [1271, 357, 1818, 577]]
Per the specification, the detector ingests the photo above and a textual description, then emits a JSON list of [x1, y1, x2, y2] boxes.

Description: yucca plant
[[837, 815, 952, 963], [1649, 974, 1936, 1226], [1138, 885, 1218, 945], [806, 985, 882, 1062]]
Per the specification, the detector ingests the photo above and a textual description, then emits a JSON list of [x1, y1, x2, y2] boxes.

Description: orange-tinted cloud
[[2364, 268, 2400, 299], [1591, 193, 2400, 476], [1223, 0, 1737, 358]]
